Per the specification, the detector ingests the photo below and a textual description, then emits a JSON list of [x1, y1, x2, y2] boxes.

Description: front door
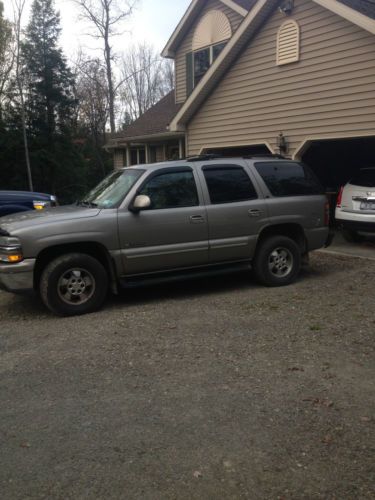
[[118, 168, 209, 275]]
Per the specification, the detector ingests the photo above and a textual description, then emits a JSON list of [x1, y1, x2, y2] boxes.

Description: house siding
[[187, 0, 375, 156], [175, 0, 244, 104]]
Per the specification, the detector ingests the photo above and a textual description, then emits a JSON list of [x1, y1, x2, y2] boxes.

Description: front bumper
[[0, 259, 36, 294]]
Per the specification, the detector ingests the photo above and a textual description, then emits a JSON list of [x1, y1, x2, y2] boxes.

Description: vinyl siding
[[175, 0, 244, 104], [187, 0, 375, 156]]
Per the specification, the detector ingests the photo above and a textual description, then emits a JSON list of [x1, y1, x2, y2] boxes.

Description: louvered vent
[[277, 20, 300, 66]]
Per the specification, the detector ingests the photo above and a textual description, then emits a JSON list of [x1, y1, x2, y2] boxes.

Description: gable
[[186, 0, 375, 155], [170, 0, 375, 130], [174, 0, 246, 103]]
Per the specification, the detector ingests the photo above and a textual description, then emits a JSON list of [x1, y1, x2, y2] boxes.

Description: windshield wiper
[[77, 200, 98, 208]]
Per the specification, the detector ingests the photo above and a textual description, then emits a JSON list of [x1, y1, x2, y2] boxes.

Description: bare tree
[[119, 43, 174, 124], [72, 0, 136, 134], [74, 53, 109, 174], [12, 0, 33, 191]]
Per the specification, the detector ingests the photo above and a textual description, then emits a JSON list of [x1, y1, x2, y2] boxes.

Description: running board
[[119, 262, 252, 289]]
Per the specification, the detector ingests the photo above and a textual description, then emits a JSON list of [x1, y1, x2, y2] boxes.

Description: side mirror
[[130, 194, 151, 213]]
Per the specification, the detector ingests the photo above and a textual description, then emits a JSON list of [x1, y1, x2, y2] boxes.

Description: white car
[[336, 167, 375, 242]]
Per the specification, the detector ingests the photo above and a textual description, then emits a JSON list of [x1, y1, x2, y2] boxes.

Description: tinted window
[[350, 169, 375, 187], [255, 162, 323, 197], [203, 166, 258, 204], [139, 170, 199, 210]]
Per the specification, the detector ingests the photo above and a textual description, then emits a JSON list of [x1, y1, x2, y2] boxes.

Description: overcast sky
[[4, 0, 191, 58]]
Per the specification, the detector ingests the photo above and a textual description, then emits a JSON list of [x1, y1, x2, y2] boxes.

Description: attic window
[[277, 19, 300, 66]]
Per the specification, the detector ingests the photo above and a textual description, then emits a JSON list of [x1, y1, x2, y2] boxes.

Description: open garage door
[[202, 143, 272, 157], [298, 136, 375, 191]]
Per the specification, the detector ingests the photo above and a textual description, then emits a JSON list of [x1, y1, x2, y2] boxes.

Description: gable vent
[[192, 10, 232, 51], [277, 19, 300, 66]]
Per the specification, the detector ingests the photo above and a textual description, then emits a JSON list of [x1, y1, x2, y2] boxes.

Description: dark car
[[0, 191, 57, 217]]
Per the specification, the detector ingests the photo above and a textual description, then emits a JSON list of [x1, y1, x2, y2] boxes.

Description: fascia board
[[219, 0, 248, 16], [313, 0, 375, 35]]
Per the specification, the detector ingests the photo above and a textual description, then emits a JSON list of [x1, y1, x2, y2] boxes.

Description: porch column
[[126, 144, 131, 167], [163, 144, 167, 161], [179, 138, 184, 159], [145, 144, 150, 164], [136, 148, 140, 165]]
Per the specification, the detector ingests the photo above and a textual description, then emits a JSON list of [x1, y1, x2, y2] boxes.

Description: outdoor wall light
[[279, 0, 294, 15], [277, 132, 288, 154]]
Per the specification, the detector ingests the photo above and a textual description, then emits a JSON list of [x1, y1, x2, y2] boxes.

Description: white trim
[[313, 0, 375, 35], [219, 0, 247, 17], [293, 132, 375, 160], [199, 141, 275, 154]]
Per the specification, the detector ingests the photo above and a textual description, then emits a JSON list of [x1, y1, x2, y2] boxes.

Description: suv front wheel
[[252, 236, 301, 287], [40, 253, 109, 316]]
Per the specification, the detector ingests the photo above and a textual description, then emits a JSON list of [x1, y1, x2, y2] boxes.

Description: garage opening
[[202, 143, 272, 157], [300, 136, 375, 229], [300, 136, 375, 191]]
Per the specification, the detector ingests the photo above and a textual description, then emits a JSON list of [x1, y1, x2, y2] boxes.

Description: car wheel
[[252, 236, 301, 287], [342, 228, 364, 243], [40, 253, 108, 316]]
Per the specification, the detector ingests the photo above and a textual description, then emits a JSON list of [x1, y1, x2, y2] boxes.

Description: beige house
[[106, 0, 375, 188]]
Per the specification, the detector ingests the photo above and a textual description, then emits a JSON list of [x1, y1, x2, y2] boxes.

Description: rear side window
[[203, 165, 258, 204], [255, 162, 323, 197], [350, 169, 375, 187]]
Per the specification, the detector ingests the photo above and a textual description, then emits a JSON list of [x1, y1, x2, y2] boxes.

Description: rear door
[[196, 162, 269, 263]]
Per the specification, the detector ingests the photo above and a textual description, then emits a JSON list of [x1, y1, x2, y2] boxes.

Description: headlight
[[0, 236, 23, 263], [33, 200, 50, 210]]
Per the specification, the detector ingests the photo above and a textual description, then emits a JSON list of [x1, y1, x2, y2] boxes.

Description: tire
[[40, 253, 109, 316], [342, 228, 364, 243], [252, 236, 301, 287]]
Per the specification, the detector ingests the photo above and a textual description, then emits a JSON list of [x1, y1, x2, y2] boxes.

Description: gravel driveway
[[0, 253, 374, 499]]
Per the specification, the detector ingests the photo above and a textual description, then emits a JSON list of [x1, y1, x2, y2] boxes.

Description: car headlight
[[0, 236, 23, 263], [33, 200, 50, 210]]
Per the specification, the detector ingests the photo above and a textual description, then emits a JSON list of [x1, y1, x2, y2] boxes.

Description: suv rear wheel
[[253, 235, 301, 287], [40, 253, 108, 316]]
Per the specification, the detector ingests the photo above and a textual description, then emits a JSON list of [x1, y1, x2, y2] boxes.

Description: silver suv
[[0, 156, 331, 316]]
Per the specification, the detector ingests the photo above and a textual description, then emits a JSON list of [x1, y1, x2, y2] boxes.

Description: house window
[[187, 10, 232, 93], [193, 41, 226, 86]]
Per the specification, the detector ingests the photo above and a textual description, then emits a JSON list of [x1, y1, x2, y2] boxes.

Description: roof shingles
[[111, 91, 182, 141]]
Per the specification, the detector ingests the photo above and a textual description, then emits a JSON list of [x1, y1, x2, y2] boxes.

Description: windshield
[[80, 169, 145, 208], [350, 169, 375, 188]]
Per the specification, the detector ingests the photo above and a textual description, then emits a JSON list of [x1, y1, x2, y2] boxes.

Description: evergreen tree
[[22, 0, 76, 138], [20, 0, 86, 198]]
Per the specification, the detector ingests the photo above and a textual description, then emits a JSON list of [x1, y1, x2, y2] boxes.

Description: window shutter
[[277, 20, 300, 66], [186, 52, 193, 96]]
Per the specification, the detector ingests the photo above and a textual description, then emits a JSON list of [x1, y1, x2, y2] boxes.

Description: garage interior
[[301, 136, 375, 191]]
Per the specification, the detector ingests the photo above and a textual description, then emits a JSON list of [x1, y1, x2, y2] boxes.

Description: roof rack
[[185, 154, 222, 162], [243, 154, 286, 159]]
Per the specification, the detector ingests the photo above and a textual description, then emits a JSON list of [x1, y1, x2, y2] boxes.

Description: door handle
[[190, 215, 205, 224], [248, 209, 262, 217]]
